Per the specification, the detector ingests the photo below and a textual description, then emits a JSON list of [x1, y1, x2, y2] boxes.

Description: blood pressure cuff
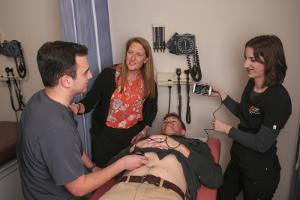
[[0, 40, 22, 57]]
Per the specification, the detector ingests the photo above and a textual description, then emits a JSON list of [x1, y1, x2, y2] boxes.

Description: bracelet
[[87, 163, 96, 171]]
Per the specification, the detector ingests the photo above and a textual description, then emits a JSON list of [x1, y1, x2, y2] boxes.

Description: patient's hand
[[135, 136, 169, 150], [147, 135, 190, 157], [135, 135, 182, 150], [136, 136, 166, 148]]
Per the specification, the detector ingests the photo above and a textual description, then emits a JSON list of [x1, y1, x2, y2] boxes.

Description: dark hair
[[163, 113, 186, 131], [245, 35, 287, 86], [37, 41, 88, 87]]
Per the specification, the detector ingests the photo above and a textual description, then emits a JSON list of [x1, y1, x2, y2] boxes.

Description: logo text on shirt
[[248, 105, 261, 115]]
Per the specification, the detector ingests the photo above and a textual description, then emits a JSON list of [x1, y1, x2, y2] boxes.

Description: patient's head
[[161, 113, 186, 136]]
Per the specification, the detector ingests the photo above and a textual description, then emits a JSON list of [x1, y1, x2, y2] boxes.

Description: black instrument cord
[[5, 67, 25, 122], [203, 92, 223, 140], [187, 46, 202, 82], [158, 26, 163, 52], [176, 68, 182, 120], [152, 26, 157, 52], [147, 135, 181, 149], [15, 48, 26, 78], [167, 83, 172, 114], [161, 26, 166, 52], [184, 69, 191, 124]]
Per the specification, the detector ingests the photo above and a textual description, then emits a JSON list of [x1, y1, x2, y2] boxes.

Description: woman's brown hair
[[120, 37, 156, 98], [245, 35, 287, 86]]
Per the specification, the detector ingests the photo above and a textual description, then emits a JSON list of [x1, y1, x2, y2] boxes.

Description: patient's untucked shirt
[[17, 90, 85, 200]]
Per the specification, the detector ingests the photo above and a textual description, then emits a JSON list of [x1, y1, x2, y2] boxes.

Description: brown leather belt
[[117, 175, 185, 200]]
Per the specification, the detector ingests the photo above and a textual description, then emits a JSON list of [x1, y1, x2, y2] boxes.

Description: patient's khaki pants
[[99, 182, 182, 200]]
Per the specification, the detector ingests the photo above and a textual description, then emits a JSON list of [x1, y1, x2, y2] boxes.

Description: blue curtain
[[59, 0, 113, 157]]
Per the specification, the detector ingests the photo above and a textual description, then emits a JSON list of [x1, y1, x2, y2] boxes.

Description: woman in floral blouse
[[70, 37, 157, 167]]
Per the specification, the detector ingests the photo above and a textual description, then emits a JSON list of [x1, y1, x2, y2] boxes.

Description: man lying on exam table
[[96, 113, 222, 200]]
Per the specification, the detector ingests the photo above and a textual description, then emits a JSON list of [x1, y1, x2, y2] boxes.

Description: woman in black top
[[211, 35, 292, 199], [70, 37, 158, 167]]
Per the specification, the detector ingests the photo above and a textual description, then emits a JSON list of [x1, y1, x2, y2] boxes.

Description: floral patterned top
[[106, 70, 145, 129]]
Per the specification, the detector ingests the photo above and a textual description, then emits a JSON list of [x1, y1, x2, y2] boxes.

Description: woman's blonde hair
[[120, 37, 156, 98]]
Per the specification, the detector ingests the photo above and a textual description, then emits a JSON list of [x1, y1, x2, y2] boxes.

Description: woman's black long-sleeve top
[[80, 67, 158, 135], [223, 79, 292, 179]]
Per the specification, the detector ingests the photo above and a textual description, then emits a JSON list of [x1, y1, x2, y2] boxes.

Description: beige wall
[[0, 0, 62, 121], [0, 0, 299, 199], [109, 0, 300, 199]]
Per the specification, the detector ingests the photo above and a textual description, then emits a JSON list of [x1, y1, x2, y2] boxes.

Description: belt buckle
[[153, 178, 161, 187], [141, 175, 146, 183], [149, 175, 161, 187]]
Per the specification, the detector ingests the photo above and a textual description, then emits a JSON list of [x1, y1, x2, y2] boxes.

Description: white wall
[[109, 0, 300, 199], [0, 0, 62, 121]]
